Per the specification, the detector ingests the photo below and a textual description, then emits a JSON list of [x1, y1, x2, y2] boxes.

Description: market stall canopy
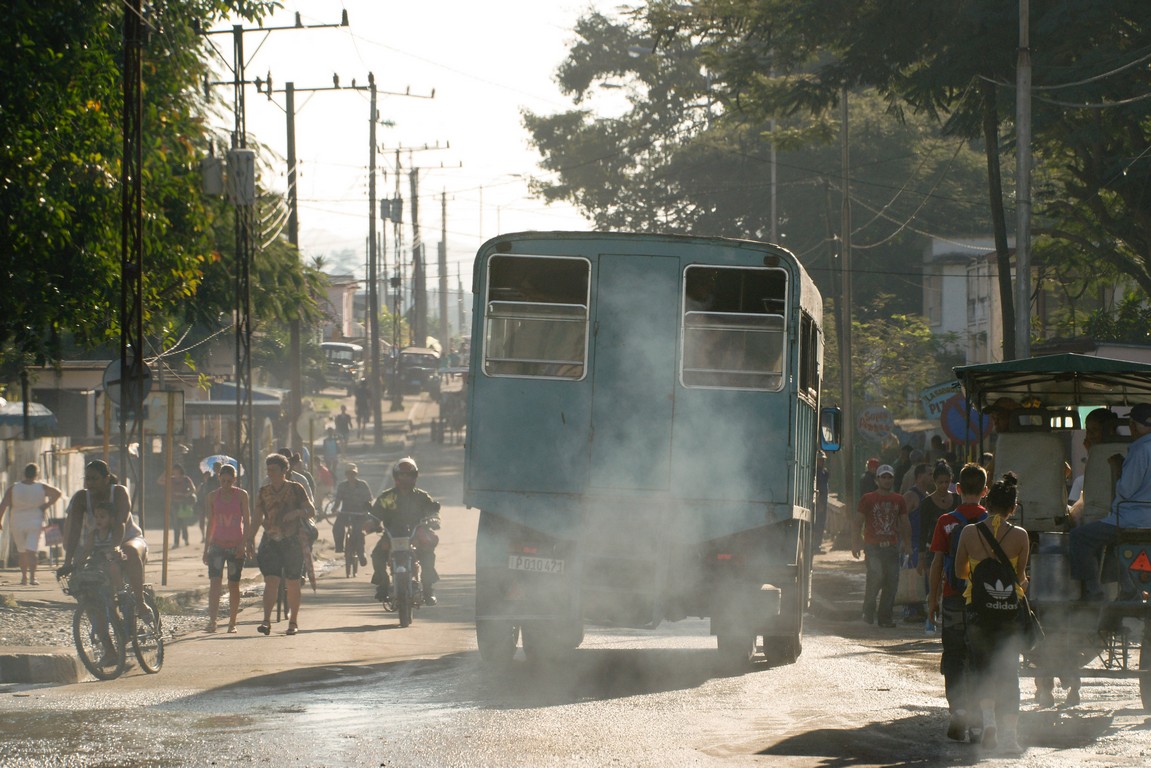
[[955, 353, 1151, 410], [0, 401, 58, 436]]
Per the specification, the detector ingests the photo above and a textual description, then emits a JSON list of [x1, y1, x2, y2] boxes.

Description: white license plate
[[508, 554, 565, 574]]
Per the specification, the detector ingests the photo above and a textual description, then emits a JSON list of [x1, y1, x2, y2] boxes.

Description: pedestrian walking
[[0, 463, 63, 585], [203, 463, 250, 633], [249, 453, 315, 636], [852, 464, 912, 628]]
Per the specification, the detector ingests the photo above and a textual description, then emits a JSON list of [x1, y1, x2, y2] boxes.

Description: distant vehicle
[[399, 347, 440, 392], [321, 342, 364, 390], [465, 231, 840, 668]]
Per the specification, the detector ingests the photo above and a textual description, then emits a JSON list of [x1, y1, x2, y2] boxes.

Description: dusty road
[[2, 442, 1150, 766]]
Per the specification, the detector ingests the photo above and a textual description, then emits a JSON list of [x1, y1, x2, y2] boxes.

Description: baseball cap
[[1130, 404, 1151, 427], [876, 464, 895, 477], [866, 457, 880, 470]]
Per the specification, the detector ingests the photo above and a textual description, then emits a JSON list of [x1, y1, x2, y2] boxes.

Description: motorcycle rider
[[368, 457, 441, 605]]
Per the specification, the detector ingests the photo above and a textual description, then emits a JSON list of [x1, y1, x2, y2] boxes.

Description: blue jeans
[[863, 544, 900, 623], [1069, 521, 1133, 600]]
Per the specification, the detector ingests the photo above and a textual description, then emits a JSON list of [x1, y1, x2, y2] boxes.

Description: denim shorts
[[206, 544, 245, 582]]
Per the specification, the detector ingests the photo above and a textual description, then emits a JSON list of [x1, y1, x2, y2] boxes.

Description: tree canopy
[[0, 0, 326, 387]]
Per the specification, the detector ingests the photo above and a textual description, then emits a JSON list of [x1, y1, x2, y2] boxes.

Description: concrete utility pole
[[839, 90, 856, 523], [368, 76, 383, 446], [1015, 0, 1032, 359], [120, 0, 147, 522], [439, 190, 449, 351]]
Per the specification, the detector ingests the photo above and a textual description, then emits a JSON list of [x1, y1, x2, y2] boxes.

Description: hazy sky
[[212, 1, 603, 283]]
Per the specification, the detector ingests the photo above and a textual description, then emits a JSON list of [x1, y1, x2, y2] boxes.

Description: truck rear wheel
[[764, 529, 808, 665], [477, 620, 519, 665]]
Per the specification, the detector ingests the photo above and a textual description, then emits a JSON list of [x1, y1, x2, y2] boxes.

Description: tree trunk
[[981, 79, 1016, 361]]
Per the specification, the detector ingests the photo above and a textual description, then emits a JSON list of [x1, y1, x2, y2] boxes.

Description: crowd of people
[[845, 398, 1151, 756], [0, 447, 442, 641]]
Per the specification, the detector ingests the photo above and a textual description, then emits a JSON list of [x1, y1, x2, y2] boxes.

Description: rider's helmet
[[393, 457, 418, 478]]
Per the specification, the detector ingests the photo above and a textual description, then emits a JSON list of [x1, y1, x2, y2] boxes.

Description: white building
[[923, 237, 1014, 365]]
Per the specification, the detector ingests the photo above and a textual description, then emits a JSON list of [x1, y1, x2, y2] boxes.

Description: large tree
[[0, 0, 288, 381], [523, 11, 989, 314], [644, 0, 1151, 355]]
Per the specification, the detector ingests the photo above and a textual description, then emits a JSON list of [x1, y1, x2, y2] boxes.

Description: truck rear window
[[483, 255, 590, 379], [681, 265, 787, 390]]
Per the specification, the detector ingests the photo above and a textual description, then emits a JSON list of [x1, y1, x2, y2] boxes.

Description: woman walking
[[203, 463, 250, 633], [0, 463, 63, 585], [954, 472, 1029, 756]]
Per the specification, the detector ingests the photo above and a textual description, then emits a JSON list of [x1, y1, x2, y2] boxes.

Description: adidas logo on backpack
[[970, 525, 1021, 622]]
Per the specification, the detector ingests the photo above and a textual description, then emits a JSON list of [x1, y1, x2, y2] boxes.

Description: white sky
[[208, 0, 604, 285]]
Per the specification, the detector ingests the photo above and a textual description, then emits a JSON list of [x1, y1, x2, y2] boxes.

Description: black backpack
[[969, 522, 1021, 623], [943, 509, 986, 592]]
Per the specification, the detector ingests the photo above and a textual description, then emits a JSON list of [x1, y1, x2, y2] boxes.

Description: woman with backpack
[[954, 472, 1030, 756]]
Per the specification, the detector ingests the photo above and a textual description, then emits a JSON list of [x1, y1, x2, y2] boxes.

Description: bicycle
[[343, 512, 369, 577], [59, 561, 164, 680]]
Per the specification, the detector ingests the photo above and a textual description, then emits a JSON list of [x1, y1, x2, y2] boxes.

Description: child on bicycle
[[79, 501, 126, 591]]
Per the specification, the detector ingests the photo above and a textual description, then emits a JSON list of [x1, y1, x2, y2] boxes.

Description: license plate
[[508, 554, 565, 574]]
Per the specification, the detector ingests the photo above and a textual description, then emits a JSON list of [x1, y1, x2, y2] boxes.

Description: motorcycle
[[379, 516, 440, 627]]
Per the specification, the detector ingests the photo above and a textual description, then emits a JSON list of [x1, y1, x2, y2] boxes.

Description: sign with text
[[858, 405, 894, 443], [920, 380, 961, 422]]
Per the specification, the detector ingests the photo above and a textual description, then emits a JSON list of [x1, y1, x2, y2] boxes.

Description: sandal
[[257, 623, 270, 635], [286, 623, 299, 636], [226, 623, 238, 634], [206, 620, 218, 633]]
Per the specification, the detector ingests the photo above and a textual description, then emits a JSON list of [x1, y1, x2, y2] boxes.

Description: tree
[[0, 0, 282, 382], [644, 1, 1151, 355], [523, 11, 989, 313]]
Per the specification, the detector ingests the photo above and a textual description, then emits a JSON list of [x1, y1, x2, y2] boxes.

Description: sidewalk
[[0, 392, 435, 684]]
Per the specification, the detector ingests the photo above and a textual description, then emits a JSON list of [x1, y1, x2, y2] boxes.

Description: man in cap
[[368, 457, 442, 605], [1069, 403, 1151, 602], [853, 464, 913, 627], [331, 463, 372, 556]]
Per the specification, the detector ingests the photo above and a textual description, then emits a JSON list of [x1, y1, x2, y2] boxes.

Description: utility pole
[[1015, 0, 1032, 359], [439, 189, 449, 351], [120, 0, 146, 523], [198, 11, 348, 489], [838, 90, 856, 525], [368, 76, 383, 446], [256, 71, 425, 449], [394, 146, 453, 350]]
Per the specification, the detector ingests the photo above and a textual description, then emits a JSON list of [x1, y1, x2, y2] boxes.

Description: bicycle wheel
[[345, 532, 356, 577], [73, 603, 127, 680], [132, 588, 164, 673]]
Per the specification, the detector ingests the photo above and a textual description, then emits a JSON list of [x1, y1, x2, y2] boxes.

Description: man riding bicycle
[[332, 463, 372, 559]]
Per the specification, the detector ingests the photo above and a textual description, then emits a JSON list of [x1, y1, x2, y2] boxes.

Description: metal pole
[[286, 83, 303, 451], [1015, 0, 1032, 359], [368, 76, 384, 446]]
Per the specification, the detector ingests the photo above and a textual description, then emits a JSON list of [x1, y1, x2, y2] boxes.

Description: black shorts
[[206, 544, 245, 582], [257, 536, 305, 580]]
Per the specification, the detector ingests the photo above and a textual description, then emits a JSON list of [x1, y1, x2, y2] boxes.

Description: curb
[[0, 648, 79, 685]]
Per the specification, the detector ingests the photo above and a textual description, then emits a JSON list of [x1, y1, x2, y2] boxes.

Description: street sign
[[96, 391, 184, 435], [102, 359, 153, 407]]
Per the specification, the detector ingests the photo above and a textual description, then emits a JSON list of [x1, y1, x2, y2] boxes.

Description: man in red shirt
[[927, 462, 989, 742], [853, 464, 912, 628]]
